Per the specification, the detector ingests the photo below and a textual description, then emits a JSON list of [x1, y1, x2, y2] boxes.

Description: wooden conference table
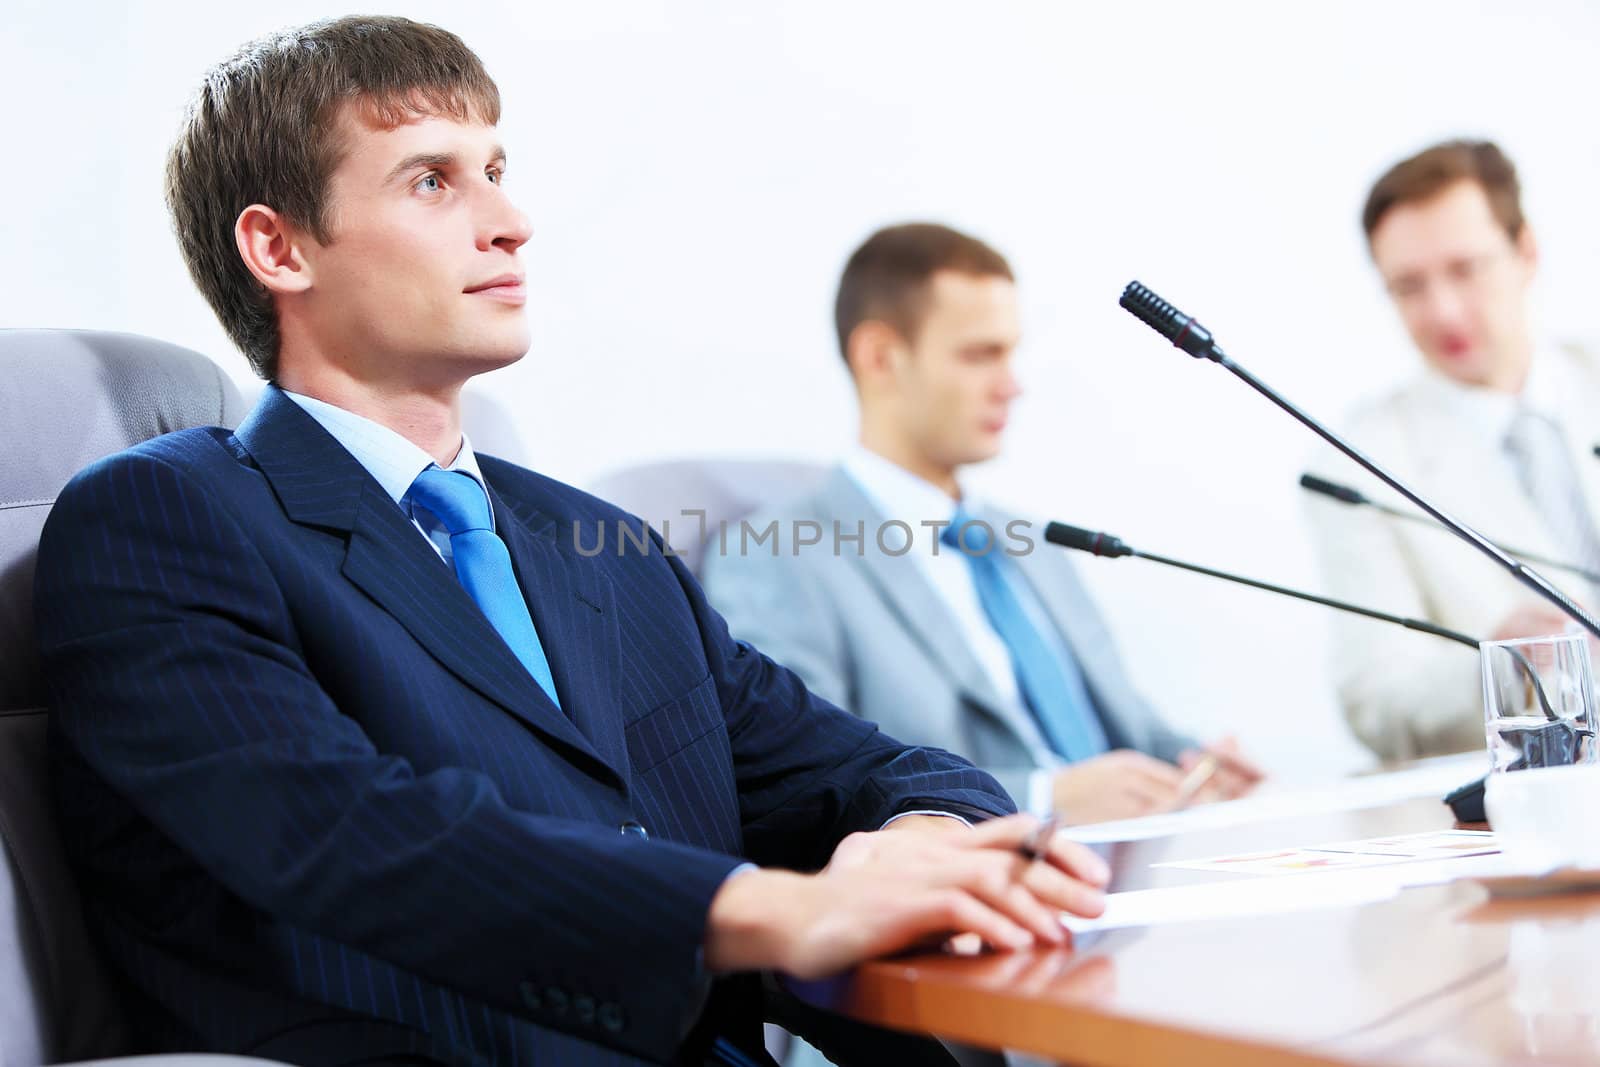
[[824, 780, 1600, 1067]]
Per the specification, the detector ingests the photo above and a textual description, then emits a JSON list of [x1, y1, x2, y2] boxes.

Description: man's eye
[[416, 174, 441, 193]]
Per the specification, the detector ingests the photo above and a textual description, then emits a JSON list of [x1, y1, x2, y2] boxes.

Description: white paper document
[[1062, 851, 1520, 934], [1063, 753, 1486, 844], [1153, 830, 1499, 875], [1060, 872, 1400, 933]]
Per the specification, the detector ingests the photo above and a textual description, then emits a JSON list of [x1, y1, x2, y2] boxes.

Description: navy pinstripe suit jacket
[[33, 388, 1012, 1067]]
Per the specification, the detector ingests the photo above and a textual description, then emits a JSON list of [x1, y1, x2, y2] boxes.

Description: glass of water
[[1481, 632, 1598, 774]]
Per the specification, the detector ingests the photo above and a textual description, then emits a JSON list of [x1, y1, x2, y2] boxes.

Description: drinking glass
[[1481, 632, 1598, 774]]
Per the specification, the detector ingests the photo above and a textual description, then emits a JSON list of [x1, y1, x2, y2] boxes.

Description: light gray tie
[[1504, 407, 1600, 602]]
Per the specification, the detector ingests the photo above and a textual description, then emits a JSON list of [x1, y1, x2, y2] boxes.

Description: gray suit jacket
[[701, 467, 1193, 808]]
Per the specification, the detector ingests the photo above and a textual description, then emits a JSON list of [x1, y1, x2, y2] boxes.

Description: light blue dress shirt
[[282, 390, 489, 564]]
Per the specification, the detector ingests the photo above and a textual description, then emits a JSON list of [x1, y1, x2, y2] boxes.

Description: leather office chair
[[587, 459, 829, 579], [0, 329, 282, 1067]]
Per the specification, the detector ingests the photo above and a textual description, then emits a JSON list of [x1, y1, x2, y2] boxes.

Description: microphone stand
[[1299, 474, 1600, 585], [1119, 281, 1600, 642], [1043, 522, 1573, 736], [1116, 281, 1600, 813]]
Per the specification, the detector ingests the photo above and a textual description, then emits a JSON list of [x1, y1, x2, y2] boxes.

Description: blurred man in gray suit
[[703, 223, 1261, 823]]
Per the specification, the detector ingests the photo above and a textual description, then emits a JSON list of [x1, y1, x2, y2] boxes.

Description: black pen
[[1018, 813, 1060, 863]]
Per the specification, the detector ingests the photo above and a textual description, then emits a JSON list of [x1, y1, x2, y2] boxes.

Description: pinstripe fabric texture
[[33, 388, 1011, 1067]]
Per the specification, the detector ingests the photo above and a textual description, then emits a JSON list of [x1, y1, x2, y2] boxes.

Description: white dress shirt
[[1426, 343, 1561, 445], [842, 447, 1077, 814]]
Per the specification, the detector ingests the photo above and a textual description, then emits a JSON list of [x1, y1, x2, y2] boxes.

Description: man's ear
[[235, 204, 314, 295], [846, 320, 908, 387], [1514, 222, 1539, 277]]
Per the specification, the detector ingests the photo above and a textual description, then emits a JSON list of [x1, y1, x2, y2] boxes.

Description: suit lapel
[[817, 470, 1025, 735], [491, 488, 631, 791], [234, 389, 620, 786]]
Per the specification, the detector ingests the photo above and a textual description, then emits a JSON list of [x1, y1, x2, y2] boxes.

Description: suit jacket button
[[619, 820, 649, 838], [598, 1002, 626, 1033], [574, 994, 597, 1025], [519, 981, 542, 1011], [545, 986, 569, 1015]]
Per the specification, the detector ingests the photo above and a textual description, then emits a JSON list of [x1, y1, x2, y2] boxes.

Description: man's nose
[[1416, 280, 1472, 332], [478, 185, 533, 253]]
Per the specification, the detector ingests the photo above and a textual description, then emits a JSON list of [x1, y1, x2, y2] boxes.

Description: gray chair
[[587, 459, 829, 578], [0, 329, 282, 1067]]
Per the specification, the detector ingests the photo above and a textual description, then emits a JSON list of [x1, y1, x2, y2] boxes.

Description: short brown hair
[[1362, 140, 1525, 245], [165, 16, 501, 380], [835, 223, 1014, 362]]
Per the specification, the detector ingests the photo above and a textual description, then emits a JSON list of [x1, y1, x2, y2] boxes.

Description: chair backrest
[[586, 459, 829, 578], [0, 330, 246, 1067]]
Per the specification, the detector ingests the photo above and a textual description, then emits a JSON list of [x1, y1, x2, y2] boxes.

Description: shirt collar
[[281, 390, 489, 506], [1417, 341, 1565, 443], [842, 444, 972, 524]]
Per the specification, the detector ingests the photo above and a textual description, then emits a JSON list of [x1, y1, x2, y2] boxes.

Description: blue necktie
[[942, 509, 1108, 762], [405, 468, 562, 709]]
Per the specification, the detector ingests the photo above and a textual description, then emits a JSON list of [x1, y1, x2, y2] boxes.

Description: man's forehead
[[1373, 182, 1504, 263], [925, 296, 1021, 348], [926, 272, 1019, 317], [928, 271, 1013, 301], [333, 105, 502, 163]]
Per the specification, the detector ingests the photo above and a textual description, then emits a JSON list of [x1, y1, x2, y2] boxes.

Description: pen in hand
[[1018, 813, 1060, 863], [1173, 754, 1219, 809]]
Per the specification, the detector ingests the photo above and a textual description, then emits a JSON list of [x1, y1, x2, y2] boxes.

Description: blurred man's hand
[[1051, 750, 1187, 824]]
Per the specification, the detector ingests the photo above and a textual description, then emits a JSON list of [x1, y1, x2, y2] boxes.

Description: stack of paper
[[1065, 754, 1484, 845], [1064, 849, 1517, 934], [1155, 830, 1499, 875]]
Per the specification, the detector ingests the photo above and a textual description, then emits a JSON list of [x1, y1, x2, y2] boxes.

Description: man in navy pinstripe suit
[[32, 16, 1109, 1067]]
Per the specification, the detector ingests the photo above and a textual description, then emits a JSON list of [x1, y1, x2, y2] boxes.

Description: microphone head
[[1298, 473, 1367, 506], [1044, 522, 1133, 558], [1120, 281, 1223, 362]]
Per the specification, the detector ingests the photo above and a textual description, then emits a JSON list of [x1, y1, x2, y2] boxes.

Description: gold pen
[[1174, 754, 1220, 808]]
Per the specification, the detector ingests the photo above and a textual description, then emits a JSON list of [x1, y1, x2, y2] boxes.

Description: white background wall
[[7, 0, 1600, 776]]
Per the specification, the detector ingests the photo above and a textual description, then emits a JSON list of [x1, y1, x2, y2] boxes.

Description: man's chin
[[466, 328, 532, 371], [973, 430, 1009, 461], [954, 441, 1005, 468], [482, 346, 529, 370], [1425, 352, 1490, 388]]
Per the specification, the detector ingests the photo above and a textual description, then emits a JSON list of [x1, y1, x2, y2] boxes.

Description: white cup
[[1486, 764, 1600, 871]]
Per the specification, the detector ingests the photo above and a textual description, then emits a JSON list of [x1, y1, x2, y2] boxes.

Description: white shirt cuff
[[1026, 768, 1056, 818], [880, 809, 973, 830]]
